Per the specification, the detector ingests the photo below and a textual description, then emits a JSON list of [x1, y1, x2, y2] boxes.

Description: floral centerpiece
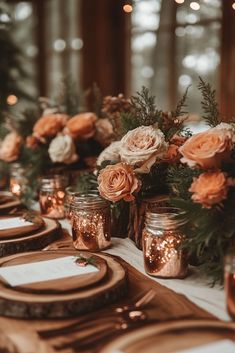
[[168, 78, 235, 283], [93, 87, 190, 244], [0, 81, 112, 202]]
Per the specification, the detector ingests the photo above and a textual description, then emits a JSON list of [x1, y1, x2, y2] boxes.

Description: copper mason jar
[[142, 208, 188, 278]]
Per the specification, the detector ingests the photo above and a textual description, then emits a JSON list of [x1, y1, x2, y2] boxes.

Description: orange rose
[[162, 144, 179, 162], [98, 163, 141, 202], [65, 112, 97, 139], [189, 171, 231, 208], [26, 135, 39, 149], [0, 132, 22, 162], [179, 129, 232, 169], [33, 114, 69, 138]]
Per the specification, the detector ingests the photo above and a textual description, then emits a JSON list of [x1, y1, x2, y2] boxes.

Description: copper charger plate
[[0, 214, 45, 240], [100, 320, 235, 353], [0, 250, 108, 294]]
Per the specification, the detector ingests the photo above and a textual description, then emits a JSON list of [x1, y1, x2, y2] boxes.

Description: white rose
[[119, 125, 168, 173], [48, 135, 78, 164], [96, 141, 121, 166]]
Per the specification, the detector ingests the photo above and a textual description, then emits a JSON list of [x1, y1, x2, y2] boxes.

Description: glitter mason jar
[[142, 208, 188, 278], [64, 187, 99, 222], [9, 163, 27, 197], [224, 249, 235, 319], [71, 194, 111, 251], [39, 175, 68, 219]]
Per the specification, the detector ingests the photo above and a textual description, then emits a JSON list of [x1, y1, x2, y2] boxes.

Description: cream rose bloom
[[96, 141, 121, 166], [48, 135, 78, 164], [179, 129, 232, 169], [0, 132, 22, 162], [189, 171, 231, 208], [119, 125, 168, 173], [98, 163, 141, 202], [213, 122, 235, 142]]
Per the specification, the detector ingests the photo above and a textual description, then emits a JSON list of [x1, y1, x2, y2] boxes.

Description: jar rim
[[71, 194, 109, 209]]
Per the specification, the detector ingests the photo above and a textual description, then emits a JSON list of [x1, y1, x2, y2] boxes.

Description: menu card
[[0, 217, 33, 230], [0, 256, 98, 286]]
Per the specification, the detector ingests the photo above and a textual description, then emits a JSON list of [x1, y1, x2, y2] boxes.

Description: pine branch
[[172, 85, 190, 118], [198, 76, 220, 127], [130, 86, 162, 126], [57, 76, 80, 116]]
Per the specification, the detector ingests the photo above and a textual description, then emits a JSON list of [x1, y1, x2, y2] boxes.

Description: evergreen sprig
[[171, 85, 190, 118], [198, 76, 220, 127], [130, 86, 162, 126], [57, 76, 80, 116], [74, 172, 98, 194]]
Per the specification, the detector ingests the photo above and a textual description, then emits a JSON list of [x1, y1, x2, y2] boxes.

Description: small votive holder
[[71, 194, 111, 251], [224, 249, 235, 319], [39, 175, 68, 219], [142, 208, 188, 278], [9, 163, 27, 197]]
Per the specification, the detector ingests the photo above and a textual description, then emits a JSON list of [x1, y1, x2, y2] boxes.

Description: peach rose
[[119, 125, 168, 173], [94, 118, 113, 146], [189, 171, 231, 208], [0, 132, 22, 162], [65, 112, 97, 139], [33, 114, 69, 138], [98, 163, 141, 202], [179, 129, 232, 169]]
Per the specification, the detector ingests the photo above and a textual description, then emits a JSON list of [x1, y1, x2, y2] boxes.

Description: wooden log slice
[[0, 251, 108, 294], [0, 250, 127, 319], [0, 215, 45, 240], [0, 218, 61, 258]]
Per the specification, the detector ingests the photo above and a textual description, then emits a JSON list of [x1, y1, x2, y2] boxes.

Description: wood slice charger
[[0, 214, 45, 239], [0, 250, 127, 319], [0, 192, 22, 214], [0, 217, 61, 257]]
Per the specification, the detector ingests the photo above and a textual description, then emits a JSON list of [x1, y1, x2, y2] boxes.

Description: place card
[[174, 339, 235, 353], [0, 256, 98, 286], [0, 217, 33, 230]]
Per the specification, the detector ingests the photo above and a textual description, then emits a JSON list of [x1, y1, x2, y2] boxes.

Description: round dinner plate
[[0, 214, 45, 240], [100, 320, 235, 353], [0, 250, 108, 294]]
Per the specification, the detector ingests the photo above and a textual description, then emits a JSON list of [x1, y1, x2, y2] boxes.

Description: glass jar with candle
[[9, 163, 27, 197], [39, 175, 68, 219], [224, 248, 235, 319], [142, 208, 188, 278], [71, 194, 111, 251]]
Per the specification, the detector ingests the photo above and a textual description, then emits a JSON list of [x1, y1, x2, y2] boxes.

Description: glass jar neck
[[71, 194, 109, 210], [40, 175, 68, 191], [145, 208, 184, 231]]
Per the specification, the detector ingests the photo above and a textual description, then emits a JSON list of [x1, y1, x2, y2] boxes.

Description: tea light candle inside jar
[[9, 163, 27, 197], [224, 250, 235, 319], [71, 194, 111, 251], [39, 175, 68, 219], [142, 208, 188, 278]]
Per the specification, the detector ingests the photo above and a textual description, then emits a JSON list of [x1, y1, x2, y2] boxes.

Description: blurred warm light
[[53, 39, 66, 52], [232, 3, 235, 10], [190, 2, 200, 10], [7, 95, 18, 105], [175, 0, 185, 4], [123, 4, 133, 13]]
